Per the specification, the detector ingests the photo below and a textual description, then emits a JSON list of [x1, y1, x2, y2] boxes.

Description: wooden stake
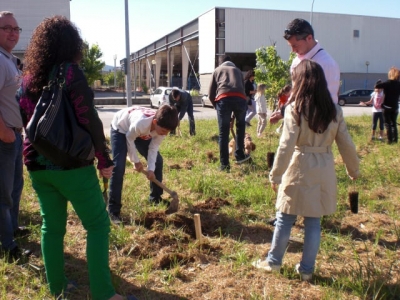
[[194, 213, 202, 243]]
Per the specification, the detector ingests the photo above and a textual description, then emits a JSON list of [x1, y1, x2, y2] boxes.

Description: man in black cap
[[270, 18, 340, 123]]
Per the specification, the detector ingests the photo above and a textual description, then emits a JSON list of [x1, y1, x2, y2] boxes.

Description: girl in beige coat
[[253, 59, 359, 281]]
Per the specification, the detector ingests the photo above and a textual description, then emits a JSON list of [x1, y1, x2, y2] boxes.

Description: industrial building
[[3, 0, 71, 61], [126, 7, 400, 94], [4, 3, 400, 95]]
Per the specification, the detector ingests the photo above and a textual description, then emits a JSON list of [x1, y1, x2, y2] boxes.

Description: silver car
[[201, 94, 214, 108]]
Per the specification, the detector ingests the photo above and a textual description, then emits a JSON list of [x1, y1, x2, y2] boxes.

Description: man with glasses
[[270, 18, 340, 123], [0, 11, 31, 260]]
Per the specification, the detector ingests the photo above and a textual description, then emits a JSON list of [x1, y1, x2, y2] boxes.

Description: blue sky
[[70, 0, 399, 66]]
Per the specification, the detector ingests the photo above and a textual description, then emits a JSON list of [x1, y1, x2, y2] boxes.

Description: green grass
[[2, 115, 400, 299]]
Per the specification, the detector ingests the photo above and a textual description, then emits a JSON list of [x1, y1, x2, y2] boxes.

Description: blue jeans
[[216, 97, 247, 167], [245, 99, 256, 123], [267, 211, 321, 274], [0, 131, 23, 250], [175, 99, 196, 136], [108, 128, 163, 215]]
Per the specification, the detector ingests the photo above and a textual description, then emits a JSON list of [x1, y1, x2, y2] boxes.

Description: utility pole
[[113, 54, 117, 88], [124, 0, 132, 106], [310, 0, 315, 25]]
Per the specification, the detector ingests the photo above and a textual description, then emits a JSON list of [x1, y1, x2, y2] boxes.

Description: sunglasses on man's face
[[284, 29, 310, 40]]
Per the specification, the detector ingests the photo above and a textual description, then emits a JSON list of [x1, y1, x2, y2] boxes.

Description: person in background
[[208, 55, 251, 172], [244, 70, 256, 127], [17, 16, 136, 300], [375, 67, 400, 144], [168, 87, 195, 136], [108, 105, 179, 224], [275, 85, 292, 134], [252, 60, 359, 281], [0, 10, 32, 261], [270, 18, 340, 124], [363, 80, 384, 141], [254, 84, 267, 137]]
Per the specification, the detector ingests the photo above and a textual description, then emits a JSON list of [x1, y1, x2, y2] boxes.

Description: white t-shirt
[[370, 91, 384, 113], [111, 106, 164, 171]]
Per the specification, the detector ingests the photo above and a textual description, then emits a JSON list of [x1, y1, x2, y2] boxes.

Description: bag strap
[[48, 62, 71, 89]]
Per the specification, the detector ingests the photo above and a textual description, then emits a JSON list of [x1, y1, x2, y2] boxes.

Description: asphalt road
[[97, 104, 371, 137]]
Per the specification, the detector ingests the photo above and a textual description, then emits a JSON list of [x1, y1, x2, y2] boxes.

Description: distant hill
[[102, 65, 114, 72]]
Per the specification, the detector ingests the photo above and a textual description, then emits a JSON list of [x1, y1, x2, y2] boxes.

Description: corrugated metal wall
[[224, 8, 400, 74], [3, 0, 71, 54]]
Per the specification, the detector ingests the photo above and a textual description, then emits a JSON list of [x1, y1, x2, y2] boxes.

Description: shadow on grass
[[23, 252, 188, 299], [135, 198, 274, 245], [312, 274, 400, 300], [322, 218, 400, 249]]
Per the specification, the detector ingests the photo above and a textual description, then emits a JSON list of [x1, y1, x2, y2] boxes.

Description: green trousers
[[30, 165, 115, 300]]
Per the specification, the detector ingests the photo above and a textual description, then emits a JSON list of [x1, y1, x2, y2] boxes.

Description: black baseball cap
[[284, 18, 314, 40]]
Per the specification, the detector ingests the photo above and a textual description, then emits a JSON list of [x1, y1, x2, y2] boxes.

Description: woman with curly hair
[[17, 16, 136, 300]]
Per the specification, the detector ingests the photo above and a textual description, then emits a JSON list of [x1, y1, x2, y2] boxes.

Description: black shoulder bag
[[26, 63, 95, 168]]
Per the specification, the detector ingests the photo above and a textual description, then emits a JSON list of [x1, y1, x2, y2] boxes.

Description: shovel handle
[[140, 169, 176, 197]]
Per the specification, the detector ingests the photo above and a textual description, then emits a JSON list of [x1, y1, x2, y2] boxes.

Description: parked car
[[201, 94, 214, 108], [338, 89, 373, 106], [150, 87, 172, 108]]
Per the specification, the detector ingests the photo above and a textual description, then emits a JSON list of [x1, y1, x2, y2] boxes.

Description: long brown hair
[[289, 59, 336, 133], [23, 16, 83, 100]]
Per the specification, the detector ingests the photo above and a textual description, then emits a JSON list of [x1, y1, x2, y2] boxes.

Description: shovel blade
[[165, 197, 179, 214]]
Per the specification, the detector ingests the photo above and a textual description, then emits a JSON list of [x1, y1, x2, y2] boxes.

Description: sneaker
[[371, 136, 376, 141], [5, 246, 32, 261], [252, 259, 280, 272], [295, 263, 313, 281], [149, 197, 170, 206], [236, 154, 251, 164], [14, 226, 31, 238], [109, 213, 122, 225], [378, 136, 383, 141], [54, 280, 78, 299], [219, 165, 231, 173]]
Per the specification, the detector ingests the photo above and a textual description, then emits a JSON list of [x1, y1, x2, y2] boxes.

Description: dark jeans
[[173, 100, 196, 135], [216, 97, 247, 167], [0, 131, 23, 251], [383, 108, 398, 143], [372, 112, 384, 130], [108, 127, 163, 215]]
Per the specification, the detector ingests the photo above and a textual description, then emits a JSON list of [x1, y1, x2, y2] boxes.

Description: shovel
[[140, 169, 179, 214]]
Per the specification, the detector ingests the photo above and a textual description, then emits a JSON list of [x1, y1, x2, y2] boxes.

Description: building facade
[[2, 0, 71, 61], [127, 7, 400, 94]]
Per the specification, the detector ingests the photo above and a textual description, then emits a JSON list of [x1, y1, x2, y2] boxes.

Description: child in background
[[108, 105, 179, 224], [255, 84, 267, 137], [275, 85, 292, 134], [252, 59, 359, 281], [363, 80, 385, 140]]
